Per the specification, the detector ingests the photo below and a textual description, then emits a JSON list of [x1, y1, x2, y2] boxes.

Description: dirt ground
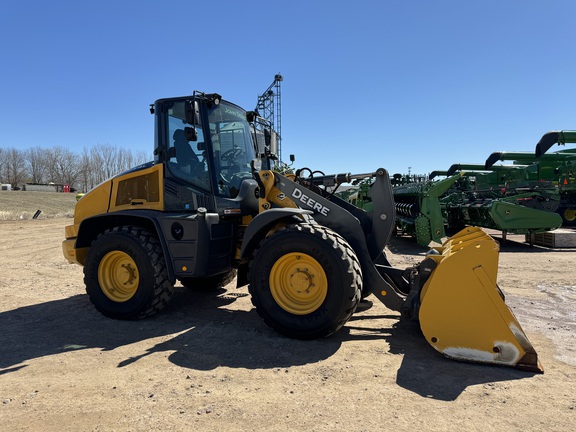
[[1, 218, 575, 432]]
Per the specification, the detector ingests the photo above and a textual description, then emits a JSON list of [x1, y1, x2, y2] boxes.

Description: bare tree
[[45, 146, 81, 188], [0, 148, 5, 184], [25, 146, 49, 183], [0, 143, 149, 192], [1, 148, 27, 188], [132, 149, 149, 167], [76, 148, 93, 193], [87, 144, 149, 186]]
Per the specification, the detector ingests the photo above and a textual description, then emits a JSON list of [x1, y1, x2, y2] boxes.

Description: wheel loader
[[62, 91, 543, 372]]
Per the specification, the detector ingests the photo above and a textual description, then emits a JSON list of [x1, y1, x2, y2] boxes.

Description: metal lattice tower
[[256, 74, 283, 161]]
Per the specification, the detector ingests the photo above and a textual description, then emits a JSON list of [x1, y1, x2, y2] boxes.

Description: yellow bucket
[[418, 227, 543, 372]]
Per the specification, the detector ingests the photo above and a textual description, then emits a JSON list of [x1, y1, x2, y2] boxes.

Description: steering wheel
[[221, 148, 244, 162]]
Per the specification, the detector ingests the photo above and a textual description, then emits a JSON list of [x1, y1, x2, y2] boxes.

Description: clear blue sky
[[1, 0, 575, 176]]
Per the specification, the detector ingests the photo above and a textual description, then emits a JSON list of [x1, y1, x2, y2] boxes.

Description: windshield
[[165, 99, 256, 198], [207, 102, 255, 197]]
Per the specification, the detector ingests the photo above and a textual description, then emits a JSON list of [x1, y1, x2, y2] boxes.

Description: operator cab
[[153, 93, 257, 201]]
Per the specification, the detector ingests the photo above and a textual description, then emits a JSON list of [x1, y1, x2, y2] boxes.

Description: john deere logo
[[291, 188, 330, 216]]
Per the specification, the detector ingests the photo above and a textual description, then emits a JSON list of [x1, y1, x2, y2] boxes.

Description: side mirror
[[185, 100, 200, 125], [246, 111, 257, 122]]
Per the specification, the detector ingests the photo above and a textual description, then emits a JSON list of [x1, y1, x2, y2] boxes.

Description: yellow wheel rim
[[98, 251, 140, 302], [564, 208, 576, 222], [269, 252, 328, 315]]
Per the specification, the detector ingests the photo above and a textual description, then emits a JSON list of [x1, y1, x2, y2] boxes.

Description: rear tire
[[84, 226, 174, 320], [249, 223, 361, 339]]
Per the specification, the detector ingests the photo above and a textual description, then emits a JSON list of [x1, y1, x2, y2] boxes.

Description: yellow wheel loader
[[62, 92, 543, 372]]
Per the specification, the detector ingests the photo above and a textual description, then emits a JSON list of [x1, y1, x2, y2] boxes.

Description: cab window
[[166, 103, 211, 191]]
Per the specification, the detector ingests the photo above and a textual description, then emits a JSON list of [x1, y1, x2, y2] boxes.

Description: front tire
[[84, 226, 174, 320], [249, 223, 362, 339]]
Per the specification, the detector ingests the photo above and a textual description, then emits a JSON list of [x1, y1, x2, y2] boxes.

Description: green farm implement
[[485, 130, 576, 225], [392, 175, 461, 245]]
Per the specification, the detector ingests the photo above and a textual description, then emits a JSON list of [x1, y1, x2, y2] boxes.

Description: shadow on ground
[[0, 288, 340, 373], [347, 301, 537, 401], [0, 291, 536, 401]]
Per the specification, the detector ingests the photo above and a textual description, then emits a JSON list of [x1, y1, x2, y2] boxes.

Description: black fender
[[76, 210, 163, 251], [75, 210, 195, 284], [239, 208, 313, 260]]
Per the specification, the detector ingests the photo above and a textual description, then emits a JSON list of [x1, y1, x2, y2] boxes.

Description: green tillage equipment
[[441, 188, 562, 235], [345, 178, 373, 211], [485, 149, 576, 225], [428, 162, 561, 232], [429, 170, 489, 192], [393, 173, 561, 245], [535, 130, 576, 223], [392, 174, 462, 246], [446, 164, 529, 189], [441, 159, 563, 234]]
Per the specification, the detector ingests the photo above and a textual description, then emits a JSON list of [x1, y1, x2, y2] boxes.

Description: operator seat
[[172, 129, 207, 185], [173, 129, 200, 166]]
